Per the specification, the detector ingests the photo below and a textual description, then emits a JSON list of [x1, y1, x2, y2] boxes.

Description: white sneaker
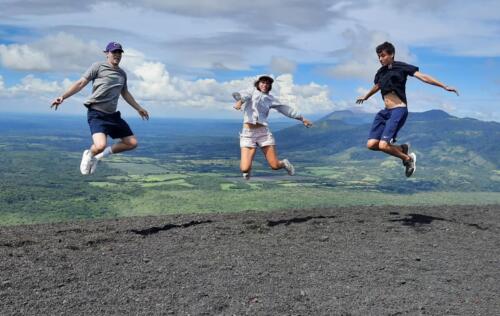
[[80, 150, 93, 175], [282, 159, 295, 176], [404, 152, 417, 177], [89, 158, 99, 174]]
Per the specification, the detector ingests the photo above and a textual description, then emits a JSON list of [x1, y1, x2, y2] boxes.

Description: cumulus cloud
[[0, 74, 71, 114], [344, 0, 500, 57], [0, 1, 342, 72], [0, 44, 51, 71], [0, 32, 102, 73], [120, 52, 336, 115], [0, 50, 337, 117], [0, 74, 65, 98], [0, 0, 498, 121], [325, 26, 415, 81], [2, 0, 499, 76], [124, 55, 334, 115], [8, 75, 62, 94]]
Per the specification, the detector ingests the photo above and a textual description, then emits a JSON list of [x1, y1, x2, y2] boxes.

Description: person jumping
[[233, 75, 312, 180], [356, 41, 458, 177], [51, 42, 149, 175]]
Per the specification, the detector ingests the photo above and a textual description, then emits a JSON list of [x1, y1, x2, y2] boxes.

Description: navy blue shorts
[[87, 109, 134, 139], [368, 107, 408, 143]]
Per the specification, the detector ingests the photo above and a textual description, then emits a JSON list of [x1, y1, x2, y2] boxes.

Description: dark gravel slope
[[1, 205, 499, 315]]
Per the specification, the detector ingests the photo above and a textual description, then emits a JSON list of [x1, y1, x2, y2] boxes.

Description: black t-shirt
[[374, 61, 419, 105]]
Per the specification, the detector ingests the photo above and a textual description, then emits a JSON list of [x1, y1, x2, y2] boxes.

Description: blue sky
[[0, 0, 499, 121]]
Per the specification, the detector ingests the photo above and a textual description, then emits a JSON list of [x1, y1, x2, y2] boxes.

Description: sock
[[94, 146, 113, 160]]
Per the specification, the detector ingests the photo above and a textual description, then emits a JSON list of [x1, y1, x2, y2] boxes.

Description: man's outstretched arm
[[121, 89, 149, 120], [51, 78, 90, 110], [413, 71, 459, 95]]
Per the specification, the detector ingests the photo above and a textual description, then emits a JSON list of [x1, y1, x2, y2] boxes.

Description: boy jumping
[[357, 41, 458, 177]]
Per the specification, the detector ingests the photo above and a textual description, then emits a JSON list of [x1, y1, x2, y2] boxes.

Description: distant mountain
[[410, 109, 454, 121], [277, 109, 499, 163], [274, 109, 500, 191], [317, 110, 373, 125]]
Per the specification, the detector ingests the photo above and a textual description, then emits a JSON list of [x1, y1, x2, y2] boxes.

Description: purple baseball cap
[[104, 42, 124, 53]]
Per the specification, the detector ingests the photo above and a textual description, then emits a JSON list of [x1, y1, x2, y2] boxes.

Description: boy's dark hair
[[376, 42, 395, 55], [254, 75, 274, 91]]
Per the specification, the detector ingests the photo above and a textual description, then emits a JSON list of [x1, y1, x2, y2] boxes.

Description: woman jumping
[[233, 75, 312, 180]]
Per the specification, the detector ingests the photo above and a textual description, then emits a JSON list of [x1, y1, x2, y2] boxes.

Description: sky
[[0, 0, 499, 122]]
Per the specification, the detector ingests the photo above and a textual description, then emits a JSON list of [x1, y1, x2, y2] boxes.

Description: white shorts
[[239, 127, 276, 148]]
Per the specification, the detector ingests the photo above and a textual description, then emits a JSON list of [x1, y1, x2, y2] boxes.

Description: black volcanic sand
[[1, 205, 499, 315]]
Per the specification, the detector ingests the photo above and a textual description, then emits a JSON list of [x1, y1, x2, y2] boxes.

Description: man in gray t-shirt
[[51, 42, 149, 175], [82, 61, 129, 114]]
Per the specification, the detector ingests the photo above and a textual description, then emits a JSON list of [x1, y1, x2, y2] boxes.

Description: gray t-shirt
[[82, 62, 128, 114]]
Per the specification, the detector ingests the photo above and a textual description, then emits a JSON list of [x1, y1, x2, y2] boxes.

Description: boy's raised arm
[[356, 84, 380, 104], [413, 71, 459, 96]]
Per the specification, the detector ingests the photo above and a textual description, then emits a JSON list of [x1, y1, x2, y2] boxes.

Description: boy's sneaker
[[89, 158, 99, 175], [80, 150, 93, 175], [282, 159, 295, 176], [242, 172, 250, 180], [404, 152, 417, 177]]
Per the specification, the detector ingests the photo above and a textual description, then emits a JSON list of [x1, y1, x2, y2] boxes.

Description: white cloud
[[0, 44, 51, 71], [125, 55, 335, 115], [272, 74, 336, 114], [0, 74, 71, 114], [326, 26, 416, 80], [0, 51, 337, 117], [35, 32, 102, 72], [344, 0, 500, 57], [0, 0, 499, 122], [0, 32, 101, 73], [8, 75, 62, 94], [1, 0, 498, 77]]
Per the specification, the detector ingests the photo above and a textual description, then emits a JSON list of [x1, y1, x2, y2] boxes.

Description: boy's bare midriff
[[384, 91, 407, 109]]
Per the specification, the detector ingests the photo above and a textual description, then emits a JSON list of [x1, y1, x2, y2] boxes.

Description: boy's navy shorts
[[87, 108, 134, 139], [368, 107, 408, 144]]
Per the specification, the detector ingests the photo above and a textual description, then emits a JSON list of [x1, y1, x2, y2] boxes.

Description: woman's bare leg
[[240, 147, 257, 173]]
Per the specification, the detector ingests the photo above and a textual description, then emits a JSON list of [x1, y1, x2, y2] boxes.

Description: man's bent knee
[[124, 137, 138, 150], [378, 141, 390, 151], [94, 143, 107, 153], [367, 140, 380, 150]]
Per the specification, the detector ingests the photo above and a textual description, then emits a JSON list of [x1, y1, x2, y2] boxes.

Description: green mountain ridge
[[274, 109, 500, 192]]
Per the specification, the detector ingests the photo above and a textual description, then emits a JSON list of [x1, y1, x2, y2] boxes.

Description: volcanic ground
[[1, 205, 499, 315]]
